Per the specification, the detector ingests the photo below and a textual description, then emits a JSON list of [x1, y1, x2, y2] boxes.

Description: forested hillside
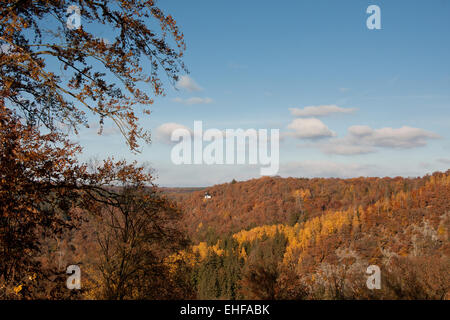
[[13, 171, 448, 299], [166, 172, 449, 299], [168, 175, 428, 243]]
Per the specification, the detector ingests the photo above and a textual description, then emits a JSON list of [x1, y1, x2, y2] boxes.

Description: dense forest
[[161, 172, 449, 299], [160, 172, 450, 299], [13, 171, 447, 299]]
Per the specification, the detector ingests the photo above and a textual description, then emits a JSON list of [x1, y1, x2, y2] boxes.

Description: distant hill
[[171, 174, 434, 243], [168, 171, 449, 299], [161, 186, 206, 196]]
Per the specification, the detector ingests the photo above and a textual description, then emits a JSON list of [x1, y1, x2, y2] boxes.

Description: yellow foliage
[[165, 250, 197, 274], [13, 284, 22, 294], [292, 189, 311, 201], [191, 241, 225, 261], [233, 224, 291, 245], [283, 209, 354, 265], [239, 247, 247, 260], [193, 242, 209, 260]]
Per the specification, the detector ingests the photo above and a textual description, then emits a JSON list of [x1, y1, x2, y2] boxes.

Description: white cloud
[[155, 122, 191, 144], [320, 125, 440, 155], [287, 118, 336, 139], [289, 105, 357, 117], [350, 125, 440, 148], [347, 125, 373, 137], [176, 75, 203, 92], [172, 97, 213, 105]]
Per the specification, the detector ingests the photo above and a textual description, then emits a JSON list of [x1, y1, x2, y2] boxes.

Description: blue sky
[[74, 0, 450, 186]]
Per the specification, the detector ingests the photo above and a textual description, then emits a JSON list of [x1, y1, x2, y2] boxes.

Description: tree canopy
[[0, 0, 186, 150]]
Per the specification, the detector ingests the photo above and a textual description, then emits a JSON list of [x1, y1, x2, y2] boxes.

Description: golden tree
[[1, 0, 186, 150], [0, 104, 167, 298]]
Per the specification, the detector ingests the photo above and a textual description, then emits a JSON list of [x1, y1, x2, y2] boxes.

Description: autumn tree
[[0, 105, 84, 298], [1, 0, 186, 150], [0, 0, 191, 300], [0, 105, 158, 298], [383, 255, 450, 300], [87, 184, 191, 299]]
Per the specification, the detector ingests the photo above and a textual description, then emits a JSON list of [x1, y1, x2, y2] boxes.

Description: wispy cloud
[[176, 75, 203, 92], [320, 125, 441, 155], [289, 105, 357, 117], [172, 97, 213, 105], [155, 122, 192, 144]]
